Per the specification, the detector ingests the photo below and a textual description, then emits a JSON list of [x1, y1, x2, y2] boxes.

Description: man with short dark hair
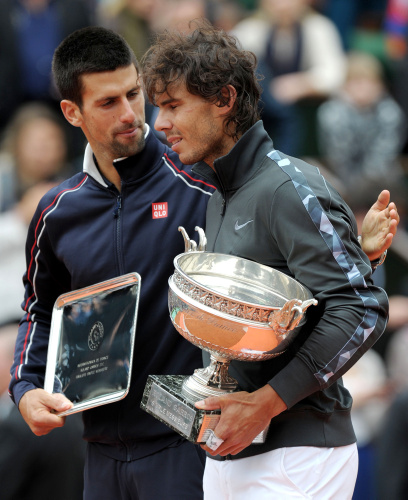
[[9, 26, 213, 500], [142, 20, 394, 499]]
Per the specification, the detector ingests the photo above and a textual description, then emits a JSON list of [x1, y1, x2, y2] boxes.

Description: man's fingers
[[18, 389, 73, 436], [202, 434, 252, 456], [50, 392, 74, 412], [33, 415, 67, 436], [205, 430, 225, 452], [195, 396, 222, 411], [389, 218, 398, 235], [24, 406, 67, 436], [374, 190, 390, 211], [389, 206, 400, 226]]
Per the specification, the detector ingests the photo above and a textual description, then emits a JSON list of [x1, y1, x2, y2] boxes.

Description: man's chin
[[113, 136, 145, 158], [178, 152, 201, 166]]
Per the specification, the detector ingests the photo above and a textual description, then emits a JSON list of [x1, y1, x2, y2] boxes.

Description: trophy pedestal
[[141, 374, 269, 444], [141, 374, 221, 443]]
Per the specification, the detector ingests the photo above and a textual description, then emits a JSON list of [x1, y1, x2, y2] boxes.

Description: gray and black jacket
[[193, 120, 389, 460]]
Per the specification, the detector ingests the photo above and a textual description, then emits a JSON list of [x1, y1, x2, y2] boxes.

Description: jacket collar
[[192, 121, 274, 193], [83, 124, 167, 186]]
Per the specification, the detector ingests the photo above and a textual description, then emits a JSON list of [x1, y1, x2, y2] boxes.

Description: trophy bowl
[[169, 251, 316, 362], [168, 236, 317, 404]]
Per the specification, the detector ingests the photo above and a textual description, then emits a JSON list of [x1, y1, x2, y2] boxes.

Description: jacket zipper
[[113, 193, 125, 275], [213, 192, 227, 247], [113, 190, 131, 459]]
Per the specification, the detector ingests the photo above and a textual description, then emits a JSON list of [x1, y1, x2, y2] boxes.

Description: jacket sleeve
[[266, 168, 389, 409], [9, 197, 71, 407]]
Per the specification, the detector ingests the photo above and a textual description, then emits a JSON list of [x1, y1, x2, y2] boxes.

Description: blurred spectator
[[137, 0, 211, 137], [150, 0, 208, 34], [98, 0, 157, 61], [0, 0, 92, 134], [384, 1, 408, 154], [0, 102, 74, 213], [98, 0, 246, 59], [385, 322, 408, 392], [0, 103, 74, 326], [315, 0, 388, 50], [374, 300, 408, 498], [208, 0, 248, 32], [232, 0, 346, 102], [0, 182, 58, 326], [343, 349, 394, 500], [384, 0, 408, 60], [317, 51, 406, 205], [0, 323, 86, 500], [375, 389, 408, 499], [231, 0, 346, 155]]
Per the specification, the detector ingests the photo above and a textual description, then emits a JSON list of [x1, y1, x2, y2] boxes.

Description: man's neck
[[94, 155, 122, 192]]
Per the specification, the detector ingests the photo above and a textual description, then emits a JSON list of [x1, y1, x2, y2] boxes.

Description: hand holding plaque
[[141, 228, 317, 444], [44, 273, 141, 416]]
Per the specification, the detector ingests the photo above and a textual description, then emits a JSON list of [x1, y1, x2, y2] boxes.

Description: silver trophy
[[141, 227, 317, 445]]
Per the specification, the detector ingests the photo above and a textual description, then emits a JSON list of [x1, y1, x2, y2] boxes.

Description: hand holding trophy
[[141, 227, 317, 444]]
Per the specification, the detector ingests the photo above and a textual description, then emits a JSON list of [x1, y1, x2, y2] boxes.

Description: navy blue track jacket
[[9, 126, 215, 460]]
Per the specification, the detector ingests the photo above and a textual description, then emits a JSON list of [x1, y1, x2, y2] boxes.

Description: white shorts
[[203, 444, 358, 500]]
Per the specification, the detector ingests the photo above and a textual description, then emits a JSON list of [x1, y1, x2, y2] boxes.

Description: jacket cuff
[[268, 356, 320, 409], [11, 380, 38, 408]]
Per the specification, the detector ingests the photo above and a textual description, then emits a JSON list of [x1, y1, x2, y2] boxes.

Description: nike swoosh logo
[[235, 220, 254, 230]]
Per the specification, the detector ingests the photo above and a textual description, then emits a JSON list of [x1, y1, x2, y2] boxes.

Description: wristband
[[370, 250, 387, 271], [358, 236, 387, 270]]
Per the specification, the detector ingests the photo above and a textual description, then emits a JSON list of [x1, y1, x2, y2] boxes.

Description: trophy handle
[[194, 226, 207, 251], [178, 226, 197, 252], [268, 298, 317, 336], [178, 226, 207, 252]]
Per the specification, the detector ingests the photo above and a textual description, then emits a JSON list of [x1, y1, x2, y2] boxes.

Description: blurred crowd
[[1, 1, 408, 499]]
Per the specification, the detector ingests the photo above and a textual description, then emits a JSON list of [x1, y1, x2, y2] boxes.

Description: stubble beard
[[180, 127, 228, 166], [111, 127, 146, 159]]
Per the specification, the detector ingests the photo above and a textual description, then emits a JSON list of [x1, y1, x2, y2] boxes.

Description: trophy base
[[141, 374, 269, 444]]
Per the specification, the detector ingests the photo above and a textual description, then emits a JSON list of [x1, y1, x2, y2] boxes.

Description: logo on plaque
[[88, 321, 104, 351]]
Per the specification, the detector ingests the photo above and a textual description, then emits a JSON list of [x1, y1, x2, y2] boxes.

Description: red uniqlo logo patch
[[152, 202, 168, 219]]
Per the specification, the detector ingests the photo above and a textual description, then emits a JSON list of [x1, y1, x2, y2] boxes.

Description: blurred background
[[1, 1, 408, 498]]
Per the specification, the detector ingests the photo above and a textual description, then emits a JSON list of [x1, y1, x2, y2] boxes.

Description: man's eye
[[102, 100, 114, 107], [128, 91, 139, 98]]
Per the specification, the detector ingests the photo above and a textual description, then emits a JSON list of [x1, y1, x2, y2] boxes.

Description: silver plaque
[[44, 273, 141, 416]]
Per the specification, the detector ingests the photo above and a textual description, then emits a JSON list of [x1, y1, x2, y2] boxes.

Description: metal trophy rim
[[168, 227, 317, 400], [172, 250, 315, 322]]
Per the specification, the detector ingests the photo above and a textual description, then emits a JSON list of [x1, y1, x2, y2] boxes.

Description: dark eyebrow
[[128, 84, 141, 93], [96, 86, 140, 103], [158, 96, 178, 106]]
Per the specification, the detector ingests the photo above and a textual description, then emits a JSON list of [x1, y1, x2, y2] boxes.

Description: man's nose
[[154, 109, 171, 131], [120, 99, 136, 123]]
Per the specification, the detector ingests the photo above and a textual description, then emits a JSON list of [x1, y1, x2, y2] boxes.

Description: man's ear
[[217, 85, 237, 116], [60, 100, 83, 127]]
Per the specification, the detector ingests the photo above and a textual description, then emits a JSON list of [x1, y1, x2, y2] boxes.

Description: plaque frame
[[44, 273, 141, 416]]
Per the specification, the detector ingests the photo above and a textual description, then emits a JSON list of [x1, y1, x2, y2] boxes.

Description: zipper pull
[[113, 196, 122, 218], [221, 199, 226, 216]]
